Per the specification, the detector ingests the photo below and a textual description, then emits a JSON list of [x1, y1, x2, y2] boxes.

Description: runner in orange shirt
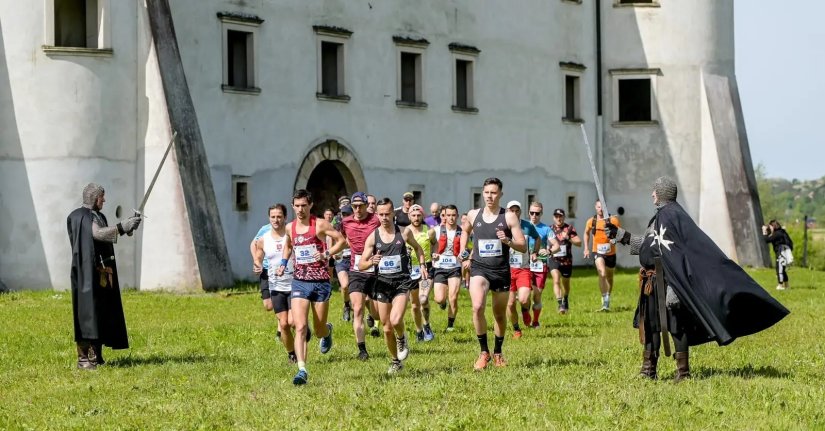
[[583, 200, 620, 311]]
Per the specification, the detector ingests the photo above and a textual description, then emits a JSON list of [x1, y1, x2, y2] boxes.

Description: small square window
[[234, 179, 249, 212], [618, 78, 652, 122], [52, 0, 104, 48]]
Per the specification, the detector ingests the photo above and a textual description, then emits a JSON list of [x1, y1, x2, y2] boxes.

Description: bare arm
[[404, 227, 429, 280], [547, 237, 561, 254], [504, 212, 527, 253], [459, 210, 476, 260], [582, 220, 591, 257], [317, 219, 346, 257], [358, 234, 377, 271]]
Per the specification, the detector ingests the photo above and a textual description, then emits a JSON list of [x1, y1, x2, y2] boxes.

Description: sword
[[579, 124, 610, 217], [653, 257, 672, 357], [128, 131, 177, 235]]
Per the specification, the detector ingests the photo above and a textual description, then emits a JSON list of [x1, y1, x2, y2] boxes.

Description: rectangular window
[[525, 189, 538, 208], [321, 41, 343, 96], [227, 30, 253, 88], [400, 52, 421, 103], [566, 194, 577, 219], [455, 59, 472, 109], [564, 75, 581, 121], [234, 179, 249, 212], [618, 78, 652, 122], [54, 0, 98, 48], [472, 187, 483, 210]]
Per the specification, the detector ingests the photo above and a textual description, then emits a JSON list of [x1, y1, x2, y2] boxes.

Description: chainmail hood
[[653, 176, 677, 208], [82, 183, 105, 210]]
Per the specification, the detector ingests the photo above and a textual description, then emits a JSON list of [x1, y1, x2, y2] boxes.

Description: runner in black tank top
[[458, 178, 527, 371], [358, 198, 428, 375]]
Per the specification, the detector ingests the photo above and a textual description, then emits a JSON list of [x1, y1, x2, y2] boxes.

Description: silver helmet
[[82, 183, 105, 210], [652, 176, 677, 204]]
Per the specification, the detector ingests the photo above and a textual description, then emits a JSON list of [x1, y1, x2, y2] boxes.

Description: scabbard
[[653, 258, 672, 357]]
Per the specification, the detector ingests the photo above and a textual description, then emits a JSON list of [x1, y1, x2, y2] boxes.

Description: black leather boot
[[639, 350, 658, 379], [89, 343, 105, 366], [674, 351, 691, 382]]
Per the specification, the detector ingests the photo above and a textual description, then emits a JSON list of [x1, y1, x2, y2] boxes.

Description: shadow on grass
[[691, 364, 792, 380], [106, 353, 213, 368]]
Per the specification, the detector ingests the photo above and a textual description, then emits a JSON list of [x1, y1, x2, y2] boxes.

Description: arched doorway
[[294, 138, 367, 216]]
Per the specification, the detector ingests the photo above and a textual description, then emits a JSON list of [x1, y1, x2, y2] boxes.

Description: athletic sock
[[513, 323, 521, 331], [493, 336, 505, 354], [521, 306, 530, 314], [357, 342, 367, 353], [297, 361, 306, 371], [448, 317, 455, 328], [477, 333, 489, 353], [557, 298, 563, 307], [344, 301, 351, 309], [563, 295, 569, 308]]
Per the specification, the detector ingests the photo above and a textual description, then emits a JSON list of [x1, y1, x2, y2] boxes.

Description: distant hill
[[756, 164, 824, 226]]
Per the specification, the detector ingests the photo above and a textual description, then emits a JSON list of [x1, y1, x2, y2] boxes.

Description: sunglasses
[[351, 203, 365, 208], [529, 211, 542, 216]]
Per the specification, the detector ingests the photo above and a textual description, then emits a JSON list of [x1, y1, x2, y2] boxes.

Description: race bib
[[439, 255, 458, 269], [342, 249, 351, 258], [597, 243, 611, 255], [530, 260, 545, 273], [553, 247, 567, 258], [509, 253, 524, 267], [294, 245, 318, 265], [478, 239, 503, 257], [378, 255, 402, 274], [410, 265, 422, 280]]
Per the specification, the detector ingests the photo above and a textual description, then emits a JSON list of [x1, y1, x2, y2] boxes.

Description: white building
[[0, 0, 769, 291]]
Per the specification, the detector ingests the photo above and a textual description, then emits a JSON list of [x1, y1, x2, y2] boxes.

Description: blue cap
[[350, 192, 367, 204], [341, 205, 353, 215]]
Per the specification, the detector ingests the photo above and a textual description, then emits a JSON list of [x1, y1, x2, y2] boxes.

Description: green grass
[[1, 268, 823, 430]]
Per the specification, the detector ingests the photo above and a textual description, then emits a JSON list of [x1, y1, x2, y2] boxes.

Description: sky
[[735, 1, 825, 181]]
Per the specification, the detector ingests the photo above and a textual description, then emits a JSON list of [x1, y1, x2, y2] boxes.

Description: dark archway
[[306, 160, 349, 216]]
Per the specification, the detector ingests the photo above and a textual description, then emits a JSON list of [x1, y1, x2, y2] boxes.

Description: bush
[[783, 226, 825, 271]]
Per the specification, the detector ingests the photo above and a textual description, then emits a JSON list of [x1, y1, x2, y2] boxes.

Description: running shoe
[[531, 321, 540, 329], [423, 324, 435, 342], [287, 352, 297, 364], [387, 360, 404, 375], [319, 323, 333, 354], [473, 352, 491, 371], [292, 369, 308, 386], [512, 329, 523, 339], [357, 350, 370, 361], [416, 331, 425, 342], [558, 306, 568, 315], [397, 336, 409, 361], [370, 326, 381, 338], [776, 285, 786, 291], [342, 305, 351, 322], [446, 326, 455, 333], [492, 353, 507, 368]]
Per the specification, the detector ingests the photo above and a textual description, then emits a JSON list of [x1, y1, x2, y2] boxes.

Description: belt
[[639, 268, 655, 296]]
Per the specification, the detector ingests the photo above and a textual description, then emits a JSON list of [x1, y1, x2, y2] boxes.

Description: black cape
[[67, 207, 129, 349], [640, 202, 789, 347]]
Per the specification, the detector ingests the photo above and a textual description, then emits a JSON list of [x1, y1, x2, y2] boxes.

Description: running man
[[460, 178, 527, 370], [253, 204, 298, 363], [583, 200, 620, 311], [504, 201, 542, 338], [549, 208, 580, 314], [340, 192, 381, 360], [407, 204, 435, 341], [359, 198, 429, 374], [460, 212, 472, 289], [331, 205, 353, 321], [286, 189, 347, 385], [526, 202, 560, 327], [432, 204, 463, 332], [394, 191, 415, 229]]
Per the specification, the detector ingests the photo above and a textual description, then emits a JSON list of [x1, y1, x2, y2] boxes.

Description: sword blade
[[138, 131, 178, 213], [579, 123, 609, 217]]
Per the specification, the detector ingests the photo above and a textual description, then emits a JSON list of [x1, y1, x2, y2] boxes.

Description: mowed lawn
[[1, 267, 823, 430]]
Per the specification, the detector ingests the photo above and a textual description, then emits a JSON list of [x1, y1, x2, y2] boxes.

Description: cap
[[340, 205, 353, 215], [553, 208, 566, 217], [506, 200, 522, 209], [409, 204, 424, 214], [338, 196, 350, 204], [403, 191, 415, 199], [350, 192, 367, 204]]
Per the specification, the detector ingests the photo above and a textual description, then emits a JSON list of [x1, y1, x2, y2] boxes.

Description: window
[[525, 189, 538, 208], [314, 26, 352, 101], [233, 177, 250, 211], [610, 68, 660, 126], [566, 194, 577, 219], [393, 36, 429, 108], [450, 43, 480, 113], [615, 0, 659, 6], [560, 62, 585, 123], [44, 0, 112, 55], [408, 185, 425, 205], [471, 187, 483, 210], [219, 12, 263, 94]]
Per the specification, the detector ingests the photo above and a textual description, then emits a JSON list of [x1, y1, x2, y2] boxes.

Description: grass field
[[1, 267, 823, 430]]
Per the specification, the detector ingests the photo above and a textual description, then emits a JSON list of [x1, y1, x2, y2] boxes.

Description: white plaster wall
[[601, 0, 737, 266], [170, 0, 599, 277], [0, 0, 139, 290]]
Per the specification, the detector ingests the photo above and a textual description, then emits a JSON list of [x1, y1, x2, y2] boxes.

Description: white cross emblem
[[649, 225, 674, 252]]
